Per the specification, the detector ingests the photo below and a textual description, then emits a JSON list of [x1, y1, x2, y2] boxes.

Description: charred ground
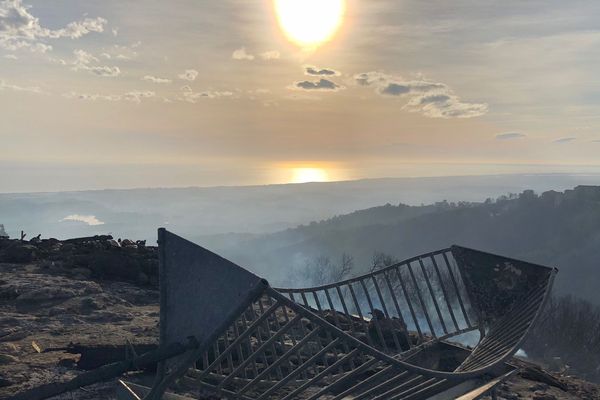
[[0, 236, 599, 399]]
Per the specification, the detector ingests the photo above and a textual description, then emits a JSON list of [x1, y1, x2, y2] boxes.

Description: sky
[[1, 0, 600, 192]]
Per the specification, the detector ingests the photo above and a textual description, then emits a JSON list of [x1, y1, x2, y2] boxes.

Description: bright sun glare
[[274, 0, 346, 48], [291, 168, 329, 183]]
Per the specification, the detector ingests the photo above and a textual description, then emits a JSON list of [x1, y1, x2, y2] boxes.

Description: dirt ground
[[1, 262, 599, 400]]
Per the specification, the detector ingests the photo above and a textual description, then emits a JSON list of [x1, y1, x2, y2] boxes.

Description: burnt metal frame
[[144, 230, 556, 400]]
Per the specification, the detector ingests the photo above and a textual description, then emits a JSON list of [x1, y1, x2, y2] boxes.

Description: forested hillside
[[213, 186, 600, 304]]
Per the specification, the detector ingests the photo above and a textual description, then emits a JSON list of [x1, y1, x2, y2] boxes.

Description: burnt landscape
[[3, 0, 600, 398], [1, 233, 599, 399]]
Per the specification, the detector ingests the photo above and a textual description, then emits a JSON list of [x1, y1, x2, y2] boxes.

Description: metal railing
[[143, 230, 557, 400]]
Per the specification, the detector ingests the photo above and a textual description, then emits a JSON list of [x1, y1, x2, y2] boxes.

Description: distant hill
[[1, 173, 600, 243], [209, 186, 600, 305]]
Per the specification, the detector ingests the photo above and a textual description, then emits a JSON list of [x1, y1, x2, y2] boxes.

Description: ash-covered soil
[[0, 261, 159, 399], [0, 237, 599, 400]]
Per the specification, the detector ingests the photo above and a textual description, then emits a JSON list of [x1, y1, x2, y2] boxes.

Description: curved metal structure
[[123, 229, 556, 400]]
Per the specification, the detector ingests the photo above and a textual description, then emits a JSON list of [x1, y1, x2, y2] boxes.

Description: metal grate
[[144, 230, 557, 400]]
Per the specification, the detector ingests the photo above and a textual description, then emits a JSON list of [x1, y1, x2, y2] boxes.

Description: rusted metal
[[126, 230, 557, 400]]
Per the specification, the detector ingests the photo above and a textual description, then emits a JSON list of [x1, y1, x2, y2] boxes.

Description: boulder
[[0, 353, 18, 364], [1, 243, 38, 263]]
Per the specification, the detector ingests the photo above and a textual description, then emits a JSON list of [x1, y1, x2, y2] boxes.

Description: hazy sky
[[1, 0, 600, 192]]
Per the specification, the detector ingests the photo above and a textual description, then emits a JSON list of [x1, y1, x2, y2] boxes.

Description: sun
[[291, 167, 329, 183], [274, 0, 346, 48]]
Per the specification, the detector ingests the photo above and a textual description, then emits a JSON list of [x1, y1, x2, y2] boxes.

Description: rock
[[0, 330, 28, 342], [532, 392, 557, 400], [57, 358, 77, 369], [0, 376, 13, 387], [79, 296, 105, 311], [71, 267, 93, 279], [16, 287, 78, 304], [530, 383, 549, 391], [137, 272, 149, 285], [121, 239, 137, 248], [0, 353, 18, 364], [0, 343, 19, 354], [1, 243, 38, 263]]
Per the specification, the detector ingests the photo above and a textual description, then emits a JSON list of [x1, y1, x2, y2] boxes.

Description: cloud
[[232, 47, 254, 60], [496, 132, 526, 140], [354, 71, 488, 118], [553, 137, 577, 144], [63, 91, 120, 101], [63, 90, 155, 103], [304, 66, 340, 76], [71, 49, 120, 77], [60, 214, 104, 226], [178, 69, 198, 81], [180, 85, 233, 103], [293, 78, 342, 91], [354, 71, 388, 86], [3, 53, 16, 59], [0, 0, 107, 52], [0, 78, 41, 93], [103, 43, 140, 61], [142, 75, 171, 84], [123, 90, 155, 103], [260, 50, 280, 60]]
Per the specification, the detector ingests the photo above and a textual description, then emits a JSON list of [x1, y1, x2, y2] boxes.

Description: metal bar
[[278, 303, 307, 379], [231, 318, 247, 379], [271, 288, 506, 380], [308, 358, 380, 400], [202, 352, 209, 371], [240, 313, 260, 378], [212, 342, 222, 375], [430, 255, 460, 332], [371, 376, 426, 400], [256, 296, 284, 380], [274, 249, 450, 293], [331, 366, 406, 400], [394, 266, 424, 341], [347, 283, 375, 346], [352, 371, 412, 400], [389, 377, 438, 400], [390, 377, 444, 400], [406, 261, 436, 337], [217, 314, 303, 391], [261, 294, 290, 378], [335, 285, 358, 335], [382, 270, 412, 349], [179, 377, 255, 400], [255, 338, 342, 400], [302, 291, 331, 370], [418, 257, 448, 335], [461, 315, 536, 370], [330, 364, 399, 400], [238, 328, 322, 395], [458, 290, 547, 371], [290, 292, 311, 379], [145, 280, 270, 400], [284, 348, 361, 400], [192, 301, 281, 383], [324, 288, 355, 370], [402, 379, 450, 400], [371, 275, 403, 353], [359, 279, 390, 352], [313, 290, 340, 365], [442, 252, 472, 328]]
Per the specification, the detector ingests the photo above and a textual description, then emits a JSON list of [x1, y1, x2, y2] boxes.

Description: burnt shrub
[[523, 294, 600, 383]]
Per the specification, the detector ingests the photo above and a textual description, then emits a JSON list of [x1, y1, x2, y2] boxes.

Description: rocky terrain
[[1, 236, 599, 399]]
